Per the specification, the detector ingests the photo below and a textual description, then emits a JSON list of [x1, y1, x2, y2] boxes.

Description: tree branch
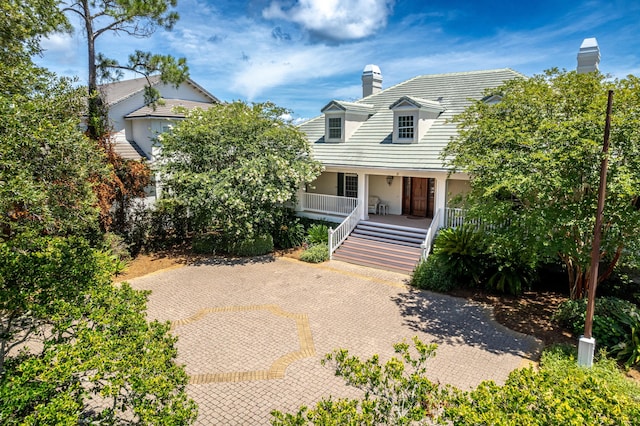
[[598, 244, 623, 284]]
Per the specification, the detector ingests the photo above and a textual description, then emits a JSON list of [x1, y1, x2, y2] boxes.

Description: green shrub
[[272, 341, 640, 426], [300, 243, 329, 263], [272, 337, 445, 425], [443, 346, 640, 425], [227, 234, 274, 257], [101, 232, 131, 275], [410, 255, 458, 293], [192, 233, 224, 254], [433, 225, 487, 287], [553, 297, 640, 363], [273, 221, 305, 249], [614, 325, 640, 367], [306, 224, 329, 245], [485, 259, 535, 296], [298, 217, 333, 231], [598, 268, 640, 306]]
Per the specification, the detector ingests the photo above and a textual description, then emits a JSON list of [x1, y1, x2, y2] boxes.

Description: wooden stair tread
[[331, 220, 427, 274]]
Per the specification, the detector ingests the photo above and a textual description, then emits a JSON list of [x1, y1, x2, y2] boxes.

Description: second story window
[[398, 115, 414, 139], [328, 117, 342, 139]]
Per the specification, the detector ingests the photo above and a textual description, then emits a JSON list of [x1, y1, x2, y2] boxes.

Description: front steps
[[332, 221, 427, 274]]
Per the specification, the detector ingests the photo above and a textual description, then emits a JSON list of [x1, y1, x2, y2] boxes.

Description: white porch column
[[359, 173, 368, 220], [435, 176, 447, 227], [294, 187, 305, 212]]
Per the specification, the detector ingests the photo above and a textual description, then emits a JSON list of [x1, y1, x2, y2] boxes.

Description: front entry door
[[411, 178, 428, 217], [402, 177, 435, 218]]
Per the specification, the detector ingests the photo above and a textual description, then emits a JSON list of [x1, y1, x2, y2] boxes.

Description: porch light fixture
[[386, 176, 394, 186]]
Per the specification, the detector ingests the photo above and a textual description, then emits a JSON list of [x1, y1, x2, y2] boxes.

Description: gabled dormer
[[389, 96, 445, 143], [321, 101, 374, 143]]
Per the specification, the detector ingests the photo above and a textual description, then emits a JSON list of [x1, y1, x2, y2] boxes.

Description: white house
[[297, 39, 600, 273], [99, 75, 219, 199]]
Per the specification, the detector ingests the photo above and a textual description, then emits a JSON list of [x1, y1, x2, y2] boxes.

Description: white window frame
[[328, 117, 342, 139], [345, 174, 358, 198], [397, 115, 414, 140]]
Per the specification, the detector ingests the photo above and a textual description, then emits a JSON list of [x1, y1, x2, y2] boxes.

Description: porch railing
[[302, 193, 357, 215], [445, 207, 506, 231], [421, 208, 442, 260], [328, 201, 363, 259], [445, 207, 468, 228]]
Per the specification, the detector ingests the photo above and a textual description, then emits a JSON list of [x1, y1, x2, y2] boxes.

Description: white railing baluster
[[302, 193, 357, 216], [421, 208, 442, 260], [329, 201, 362, 259]]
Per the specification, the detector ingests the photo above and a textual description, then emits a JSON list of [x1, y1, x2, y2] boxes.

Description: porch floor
[[366, 214, 431, 230]]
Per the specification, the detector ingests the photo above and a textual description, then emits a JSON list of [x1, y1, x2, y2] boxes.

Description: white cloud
[[230, 44, 361, 99], [163, 1, 373, 100], [38, 31, 87, 68], [262, 0, 395, 42]]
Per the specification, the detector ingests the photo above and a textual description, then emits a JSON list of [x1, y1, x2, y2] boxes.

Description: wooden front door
[[411, 178, 428, 217], [402, 177, 435, 218]]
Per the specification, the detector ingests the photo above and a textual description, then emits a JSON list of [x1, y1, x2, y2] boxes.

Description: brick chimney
[[362, 64, 382, 97], [577, 38, 600, 74]]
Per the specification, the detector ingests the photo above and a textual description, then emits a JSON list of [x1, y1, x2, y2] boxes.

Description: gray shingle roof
[[125, 99, 214, 119], [113, 139, 148, 160], [99, 75, 219, 106], [301, 68, 523, 171], [321, 100, 375, 114]]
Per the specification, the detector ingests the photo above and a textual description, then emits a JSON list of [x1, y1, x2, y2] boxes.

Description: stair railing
[[420, 207, 442, 261], [328, 201, 362, 259]]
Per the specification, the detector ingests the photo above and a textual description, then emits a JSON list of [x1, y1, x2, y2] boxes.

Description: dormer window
[[328, 117, 342, 139], [390, 96, 445, 143], [321, 100, 374, 143], [397, 115, 414, 139]]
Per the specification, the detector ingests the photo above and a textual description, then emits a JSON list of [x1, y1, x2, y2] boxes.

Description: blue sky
[[36, 0, 640, 121]]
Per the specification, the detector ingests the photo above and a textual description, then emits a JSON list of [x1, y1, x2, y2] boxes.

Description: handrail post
[[328, 227, 334, 259]]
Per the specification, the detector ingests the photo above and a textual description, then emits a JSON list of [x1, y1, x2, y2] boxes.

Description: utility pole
[[578, 90, 614, 367]]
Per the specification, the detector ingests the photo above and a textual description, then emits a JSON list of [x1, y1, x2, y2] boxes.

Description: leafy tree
[[158, 101, 322, 240], [0, 71, 107, 239], [0, 13, 197, 423], [0, 0, 68, 65], [0, 238, 197, 424], [443, 69, 640, 299], [0, 0, 69, 96], [0, 237, 108, 375]]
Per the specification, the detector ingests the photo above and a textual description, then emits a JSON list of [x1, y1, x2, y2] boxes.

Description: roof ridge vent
[[577, 37, 600, 74]]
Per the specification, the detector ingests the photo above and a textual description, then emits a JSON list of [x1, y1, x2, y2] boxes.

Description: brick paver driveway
[[128, 256, 540, 425]]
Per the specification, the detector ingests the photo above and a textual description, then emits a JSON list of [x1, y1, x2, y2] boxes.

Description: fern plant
[[433, 225, 487, 286]]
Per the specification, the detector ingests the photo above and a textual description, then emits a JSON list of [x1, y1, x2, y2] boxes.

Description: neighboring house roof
[[301, 68, 523, 171], [125, 99, 214, 119], [99, 75, 219, 106], [98, 75, 219, 161], [112, 135, 148, 160]]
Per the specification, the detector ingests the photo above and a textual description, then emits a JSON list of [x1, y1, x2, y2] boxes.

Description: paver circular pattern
[[127, 256, 540, 425]]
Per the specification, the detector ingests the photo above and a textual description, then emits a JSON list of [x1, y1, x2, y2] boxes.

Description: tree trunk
[[82, 0, 102, 140], [564, 256, 587, 300], [598, 245, 623, 285]]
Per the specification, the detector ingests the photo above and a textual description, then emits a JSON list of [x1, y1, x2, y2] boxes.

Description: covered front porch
[[294, 169, 469, 272], [295, 192, 432, 230], [296, 168, 469, 229]]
